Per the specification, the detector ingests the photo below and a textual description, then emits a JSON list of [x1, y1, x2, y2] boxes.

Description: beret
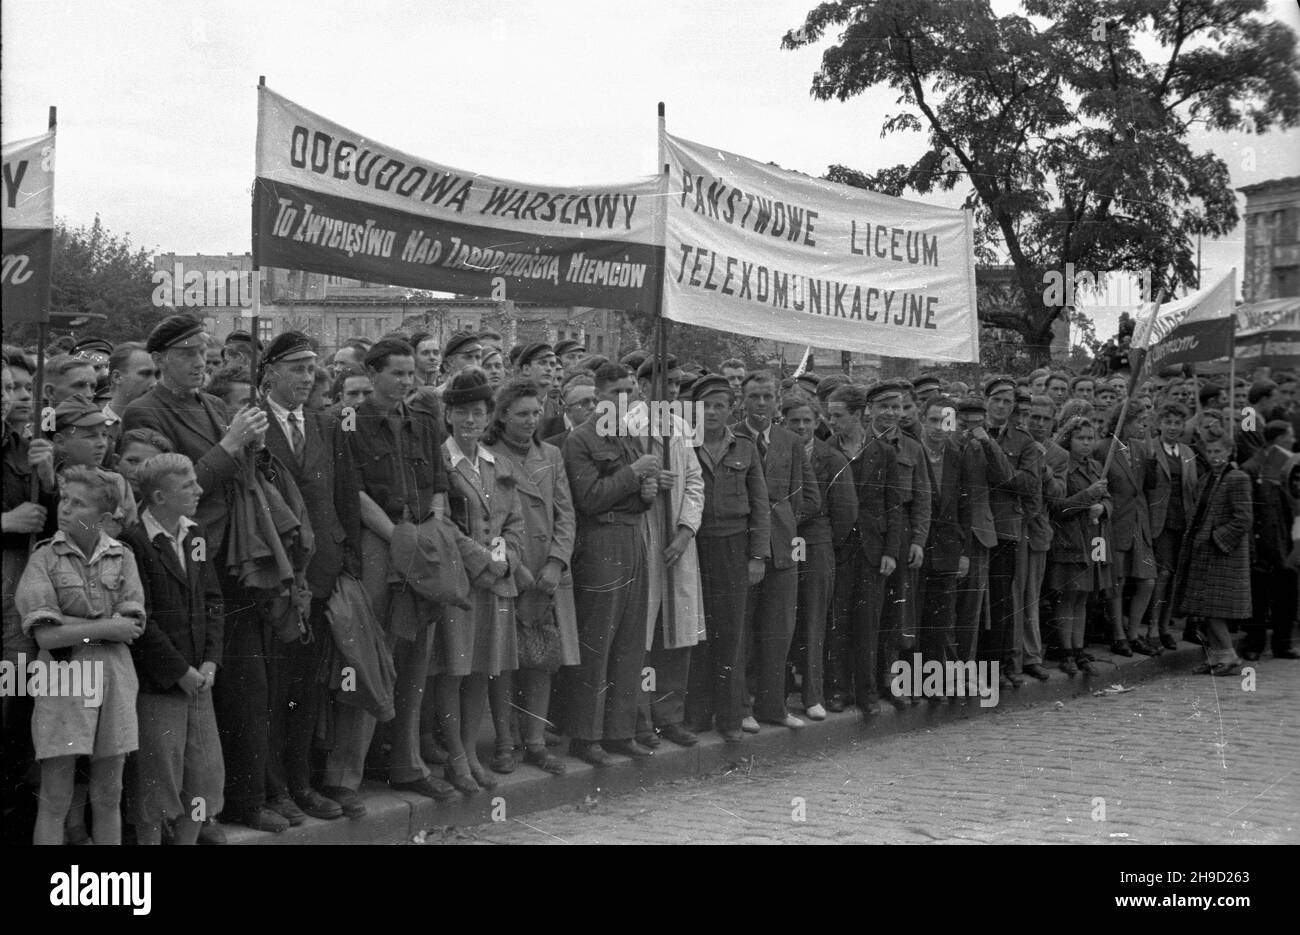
[[262, 331, 317, 367], [54, 395, 108, 430], [554, 339, 587, 357], [71, 337, 112, 356], [619, 349, 648, 371], [580, 354, 609, 372], [145, 315, 206, 353], [691, 373, 733, 402], [444, 332, 483, 359], [517, 343, 556, 368], [984, 377, 1016, 397], [443, 368, 496, 407]]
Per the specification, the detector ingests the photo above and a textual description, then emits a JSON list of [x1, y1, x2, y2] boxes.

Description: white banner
[[660, 132, 979, 361], [2, 129, 55, 229]]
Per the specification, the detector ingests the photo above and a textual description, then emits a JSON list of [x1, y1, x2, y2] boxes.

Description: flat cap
[[71, 337, 112, 357], [956, 396, 987, 414], [816, 373, 851, 401], [865, 381, 904, 404], [444, 332, 483, 359], [913, 374, 942, 394], [691, 373, 733, 402], [54, 395, 108, 430], [516, 343, 556, 368], [225, 330, 257, 347], [636, 355, 683, 381], [262, 331, 317, 367], [146, 315, 206, 353], [983, 376, 1016, 398], [794, 372, 821, 392], [554, 338, 587, 357], [620, 349, 648, 371]]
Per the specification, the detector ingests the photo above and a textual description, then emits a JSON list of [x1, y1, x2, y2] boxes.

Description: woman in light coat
[[483, 379, 578, 775]]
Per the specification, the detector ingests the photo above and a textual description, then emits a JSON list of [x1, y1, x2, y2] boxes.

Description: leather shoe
[[824, 695, 847, 713], [1023, 663, 1051, 681], [1131, 638, 1158, 656], [233, 807, 289, 834], [1190, 662, 1213, 674], [1005, 671, 1026, 687], [602, 738, 654, 758], [570, 740, 615, 768], [635, 730, 662, 749], [804, 703, 827, 721], [741, 716, 761, 733], [1274, 650, 1300, 659], [658, 723, 699, 747], [392, 776, 459, 801], [1241, 650, 1261, 661], [292, 788, 343, 821], [1111, 639, 1133, 657], [1159, 633, 1179, 651], [720, 729, 745, 743], [859, 700, 881, 719], [1210, 662, 1242, 677], [319, 785, 367, 819], [264, 795, 307, 826], [197, 820, 227, 844]]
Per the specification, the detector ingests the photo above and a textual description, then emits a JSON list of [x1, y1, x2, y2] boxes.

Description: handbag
[[516, 594, 562, 672]]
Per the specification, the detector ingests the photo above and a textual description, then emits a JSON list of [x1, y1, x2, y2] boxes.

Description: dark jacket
[[987, 424, 1041, 542], [1030, 440, 1069, 552], [1049, 457, 1113, 565], [799, 438, 858, 549], [960, 434, 1000, 551], [836, 434, 902, 566], [1096, 438, 1156, 552], [922, 439, 971, 574], [562, 417, 654, 525], [121, 383, 243, 554], [1149, 440, 1199, 538], [121, 518, 224, 694], [1173, 464, 1254, 620], [1242, 445, 1295, 572], [263, 403, 361, 600], [694, 430, 771, 560], [732, 422, 820, 571]]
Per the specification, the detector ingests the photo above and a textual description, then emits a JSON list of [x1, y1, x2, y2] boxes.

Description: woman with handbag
[[483, 379, 576, 776], [434, 369, 525, 793]]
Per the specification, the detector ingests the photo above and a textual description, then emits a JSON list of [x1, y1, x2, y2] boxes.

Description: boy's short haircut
[[108, 342, 147, 376], [117, 427, 174, 456], [720, 358, 745, 371], [779, 397, 816, 417], [1029, 394, 1054, 410], [59, 464, 121, 515], [1157, 401, 1190, 421], [742, 370, 776, 392], [364, 338, 415, 372], [1046, 371, 1071, 388], [45, 354, 96, 382], [1069, 374, 1094, 391], [135, 453, 196, 506], [329, 366, 366, 399]]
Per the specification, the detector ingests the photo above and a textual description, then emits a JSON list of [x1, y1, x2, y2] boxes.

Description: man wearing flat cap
[[952, 397, 1000, 661], [517, 343, 562, 423], [435, 333, 483, 395], [70, 337, 113, 380], [258, 332, 361, 823], [554, 338, 587, 379], [123, 314, 285, 831], [222, 330, 260, 366], [980, 375, 1041, 688]]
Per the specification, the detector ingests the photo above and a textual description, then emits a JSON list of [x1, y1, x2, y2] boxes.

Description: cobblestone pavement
[[432, 659, 1300, 845]]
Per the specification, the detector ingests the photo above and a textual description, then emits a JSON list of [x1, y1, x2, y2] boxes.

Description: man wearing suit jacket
[[914, 396, 971, 697], [824, 383, 901, 718], [733, 372, 820, 730], [259, 332, 363, 822], [1241, 421, 1299, 660], [122, 315, 284, 833], [1021, 395, 1066, 679], [103, 342, 156, 467], [953, 398, 1000, 663], [1149, 401, 1199, 650]]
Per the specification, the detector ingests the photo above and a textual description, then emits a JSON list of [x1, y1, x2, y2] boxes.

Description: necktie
[[288, 411, 304, 459], [757, 432, 768, 460]]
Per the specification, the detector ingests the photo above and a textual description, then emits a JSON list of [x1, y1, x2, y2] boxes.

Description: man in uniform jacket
[[982, 376, 1040, 687], [953, 397, 1001, 662], [1241, 421, 1299, 660], [258, 332, 362, 822], [732, 372, 820, 730], [122, 315, 285, 833], [1148, 402, 1199, 650], [1021, 395, 1065, 679], [558, 363, 662, 766]]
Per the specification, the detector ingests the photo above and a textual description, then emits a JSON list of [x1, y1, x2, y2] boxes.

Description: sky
[[4, 0, 1299, 344]]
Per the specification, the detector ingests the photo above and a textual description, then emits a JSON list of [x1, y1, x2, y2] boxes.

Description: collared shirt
[[347, 397, 448, 522], [266, 396, 305, 447], [696, 426, 737, 474], [15, 530, 146, 636], [445, 436, 494, 479], [1163, 441, 1180, 458], [102, 403, 121, 426], [141, 508, 198, 568], [744, 417, 771, 451]]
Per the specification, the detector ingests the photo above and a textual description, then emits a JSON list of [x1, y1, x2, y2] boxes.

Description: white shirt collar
[[445, 436, 493, 471], [141, 508, 197, 543], [102, 404, 121, 425], [267, 396, 303, 420]]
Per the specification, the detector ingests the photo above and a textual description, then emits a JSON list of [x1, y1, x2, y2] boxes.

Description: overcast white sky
[[4, 0, 1298, 342]]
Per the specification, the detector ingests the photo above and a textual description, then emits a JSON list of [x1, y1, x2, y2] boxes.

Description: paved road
[[431, 659, 1300, 844]]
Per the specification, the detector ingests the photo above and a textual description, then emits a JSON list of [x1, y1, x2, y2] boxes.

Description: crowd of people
[[2, 318, 1297, 844]]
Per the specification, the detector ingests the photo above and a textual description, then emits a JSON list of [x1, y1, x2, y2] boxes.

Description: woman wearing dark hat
[[483, 379, 578, 775], [434, 368, 525, 792]]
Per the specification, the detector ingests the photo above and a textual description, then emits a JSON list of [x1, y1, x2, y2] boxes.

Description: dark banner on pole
[[2, 128, 55, 324], [1, 227, 53, 324]]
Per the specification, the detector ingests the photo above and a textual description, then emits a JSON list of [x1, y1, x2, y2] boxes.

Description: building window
[[596, 335, 604, 353]]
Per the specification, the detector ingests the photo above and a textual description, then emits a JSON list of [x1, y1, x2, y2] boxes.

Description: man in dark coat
[[122, 315, 283, 833], [1241, 421, 1299, 660], [259, 332, 364, 821]]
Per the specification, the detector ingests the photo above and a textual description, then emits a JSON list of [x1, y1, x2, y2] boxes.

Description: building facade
[[1239, 176, 1300, 304]]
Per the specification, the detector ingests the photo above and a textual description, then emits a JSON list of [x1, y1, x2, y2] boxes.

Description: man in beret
[[258, 332, 362, 822], [684, 374, 770, 743], [733, 371, 820, 732], [477, 329, 504, 353], [952, 397, 1000, 661], [913, 375, 943, 407], [122, 315, 284, 832], [631, 357, 705, 749], [981, 376, 1041, 688], [868, 380, 931, 709], [554, 338, 588, 378], [557, 363, 663, 765], [70, 337, 113, 380], [435, 333, 483, 395]]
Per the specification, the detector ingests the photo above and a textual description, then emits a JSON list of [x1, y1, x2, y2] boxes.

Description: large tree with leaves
[[784, 0, 1299, 365]]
